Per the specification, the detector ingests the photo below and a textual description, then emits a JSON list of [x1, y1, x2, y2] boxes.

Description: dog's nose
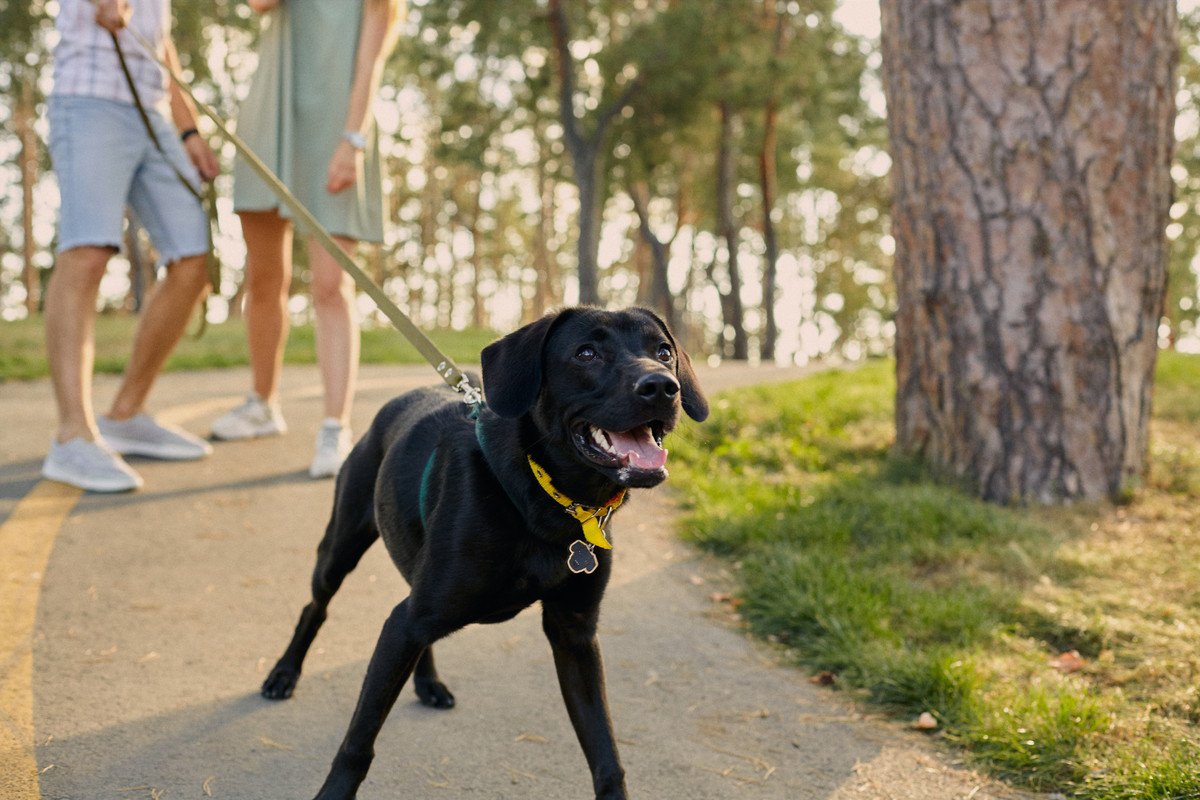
[[634, 373, 680, 403]]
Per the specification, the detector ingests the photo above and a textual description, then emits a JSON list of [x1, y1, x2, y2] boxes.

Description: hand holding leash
[[183, 135, 220, 182], [95, 0, 131, 32], [326, 139, 360, 194]]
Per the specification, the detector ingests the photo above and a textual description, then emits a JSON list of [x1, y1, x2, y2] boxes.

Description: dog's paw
[[261, 664, 300, 700], [414, 676, 456, 709]]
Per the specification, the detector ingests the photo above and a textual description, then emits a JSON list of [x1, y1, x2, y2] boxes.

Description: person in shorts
[[41, 0, 220, 492]]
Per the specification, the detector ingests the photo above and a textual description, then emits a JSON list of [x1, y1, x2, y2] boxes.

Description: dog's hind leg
[[262, 448, 381, 700], [413, 646, 455, 708]]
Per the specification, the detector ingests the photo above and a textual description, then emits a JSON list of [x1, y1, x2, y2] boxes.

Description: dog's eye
[[656, 343, 673, 363], [575, 345, 598, 362]]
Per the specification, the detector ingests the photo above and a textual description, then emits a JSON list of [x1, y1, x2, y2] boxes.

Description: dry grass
[[673, 353, 1200, 798]]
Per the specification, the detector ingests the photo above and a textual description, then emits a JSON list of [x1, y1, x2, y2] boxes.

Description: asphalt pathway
[[0, 362, 1021, 800]]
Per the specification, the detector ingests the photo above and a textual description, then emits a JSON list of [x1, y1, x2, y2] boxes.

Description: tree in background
[[1168, 7, 1200, 349], [612, 1, 715, 335], [0, 0, 896, 366], [882, 0, 1176, 503], [0, 1, 54, 316]]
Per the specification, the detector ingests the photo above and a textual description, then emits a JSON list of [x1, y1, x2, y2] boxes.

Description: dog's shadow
[[34, 650, 588, 799]]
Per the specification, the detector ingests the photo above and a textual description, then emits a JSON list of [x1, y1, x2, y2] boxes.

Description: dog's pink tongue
[[607, 426, 668, 470]]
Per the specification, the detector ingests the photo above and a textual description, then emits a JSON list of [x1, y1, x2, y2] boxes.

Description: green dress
[[233, 0, 385, 243]]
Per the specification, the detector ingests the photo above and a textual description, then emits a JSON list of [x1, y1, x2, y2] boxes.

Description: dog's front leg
[[542, 602, 628, 799], [313, 599, 430, 800]]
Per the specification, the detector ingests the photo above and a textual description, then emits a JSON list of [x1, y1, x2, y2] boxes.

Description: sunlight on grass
[[0, 316, 496, 381], [672, 356, 1200, 798]]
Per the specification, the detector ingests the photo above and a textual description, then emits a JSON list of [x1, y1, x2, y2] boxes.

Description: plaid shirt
[[51, 0, 171, 109]]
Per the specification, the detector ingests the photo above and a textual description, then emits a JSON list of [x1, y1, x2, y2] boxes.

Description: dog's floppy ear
[[635, 308, 709, 422], [481, 312, 560, 418]]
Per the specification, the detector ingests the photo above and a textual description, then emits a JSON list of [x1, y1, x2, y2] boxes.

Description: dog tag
[[567, 540, 599, 574]]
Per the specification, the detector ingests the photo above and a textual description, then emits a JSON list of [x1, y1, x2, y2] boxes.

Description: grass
[[670, 352, 1200, 798], [0, 315, 497, 381]]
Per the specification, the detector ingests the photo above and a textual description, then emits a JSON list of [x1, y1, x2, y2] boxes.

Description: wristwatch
[[342, 130, 366, 150]]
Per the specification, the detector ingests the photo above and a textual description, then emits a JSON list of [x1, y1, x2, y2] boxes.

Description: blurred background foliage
[[0, 1, 1196, 362]]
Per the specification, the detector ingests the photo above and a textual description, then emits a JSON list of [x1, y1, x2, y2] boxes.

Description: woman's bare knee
[[311, 272, 354, 309]]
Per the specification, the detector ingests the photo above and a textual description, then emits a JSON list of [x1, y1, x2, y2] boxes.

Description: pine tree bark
[[881, 0, 1176, 503]]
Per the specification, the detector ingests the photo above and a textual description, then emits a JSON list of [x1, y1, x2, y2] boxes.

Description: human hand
[[95, 0, 131, 32], [184, 135, 220, 182], [247, 0, 281, 13], [326, 139, 360, 194]]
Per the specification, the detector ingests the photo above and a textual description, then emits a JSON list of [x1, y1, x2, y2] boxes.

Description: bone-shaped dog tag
[[566, 540, 599, 574]]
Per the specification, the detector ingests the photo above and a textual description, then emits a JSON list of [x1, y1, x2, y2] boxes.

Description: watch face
[[344, 131, 366, 150]]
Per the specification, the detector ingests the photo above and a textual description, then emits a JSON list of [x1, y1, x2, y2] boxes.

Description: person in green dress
[[212, 0, 402, 478]]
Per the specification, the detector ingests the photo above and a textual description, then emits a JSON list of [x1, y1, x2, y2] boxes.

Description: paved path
[[0, 363, 1019, 800]]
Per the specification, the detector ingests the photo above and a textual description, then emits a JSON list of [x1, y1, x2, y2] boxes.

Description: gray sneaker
[[309, 419, 352, 479], [42, 437, 144, 493], [210, 393, 287, 441], [98, 413, 213, 461]]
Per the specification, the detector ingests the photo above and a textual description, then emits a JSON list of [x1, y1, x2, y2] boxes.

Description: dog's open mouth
[[573, 421, 667, 471]]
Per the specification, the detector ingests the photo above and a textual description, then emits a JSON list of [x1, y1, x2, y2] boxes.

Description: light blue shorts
[[48, 95, 210, 267]]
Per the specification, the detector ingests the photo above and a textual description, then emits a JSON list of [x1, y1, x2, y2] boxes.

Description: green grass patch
[[1152, 350, 1200, 423], [672, 356, 1200, 797], [0, 315, 496, 381]]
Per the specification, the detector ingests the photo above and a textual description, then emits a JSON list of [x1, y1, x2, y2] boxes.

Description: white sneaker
[[98, 413, 213, 461], [309, 419, 352, 479], [210, 393, 287, 441], [42, 437, 144, 493]]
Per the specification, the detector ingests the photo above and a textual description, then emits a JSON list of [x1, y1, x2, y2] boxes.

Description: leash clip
[[454, 376, 484, 407]]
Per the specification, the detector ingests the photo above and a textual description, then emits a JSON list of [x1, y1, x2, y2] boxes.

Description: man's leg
[[42, 244, 144, 492], [107, 254, 209, 420], [44, 246, 114, 443]]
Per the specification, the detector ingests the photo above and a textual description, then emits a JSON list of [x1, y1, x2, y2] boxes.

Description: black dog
[[261, 306, 708, 800]]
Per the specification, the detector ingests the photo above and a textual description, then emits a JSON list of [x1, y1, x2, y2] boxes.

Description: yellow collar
[[527, 455, 626, 550]]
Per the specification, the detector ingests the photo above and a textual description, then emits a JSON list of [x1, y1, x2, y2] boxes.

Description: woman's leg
[[239, 210, 294, 403], [308, 235, 359, 423]]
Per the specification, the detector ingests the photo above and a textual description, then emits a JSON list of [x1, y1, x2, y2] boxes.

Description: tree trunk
[[547, 0, 643, 307], [758, 98, 780, 363], [628, 180, 679, 332], [124, 214, 155, 313], [469, 179, 487, 329], [573, 149, 603, 305], [881, 0, 1175, 503], [16, 75, 40, 315], [716, 101, 749, 359], [758, 5, 786, 363], [528, 130, 559, 321]]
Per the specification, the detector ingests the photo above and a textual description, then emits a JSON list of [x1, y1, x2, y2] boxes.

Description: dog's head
[[481, 307, 708, 489]]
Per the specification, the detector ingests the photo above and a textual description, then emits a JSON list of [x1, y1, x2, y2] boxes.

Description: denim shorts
[[48, 95, 210, 267]]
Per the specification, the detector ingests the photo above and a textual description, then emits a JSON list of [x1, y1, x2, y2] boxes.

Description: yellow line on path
[[0, 481, 81, 800], [0, 377, 381, 797]]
